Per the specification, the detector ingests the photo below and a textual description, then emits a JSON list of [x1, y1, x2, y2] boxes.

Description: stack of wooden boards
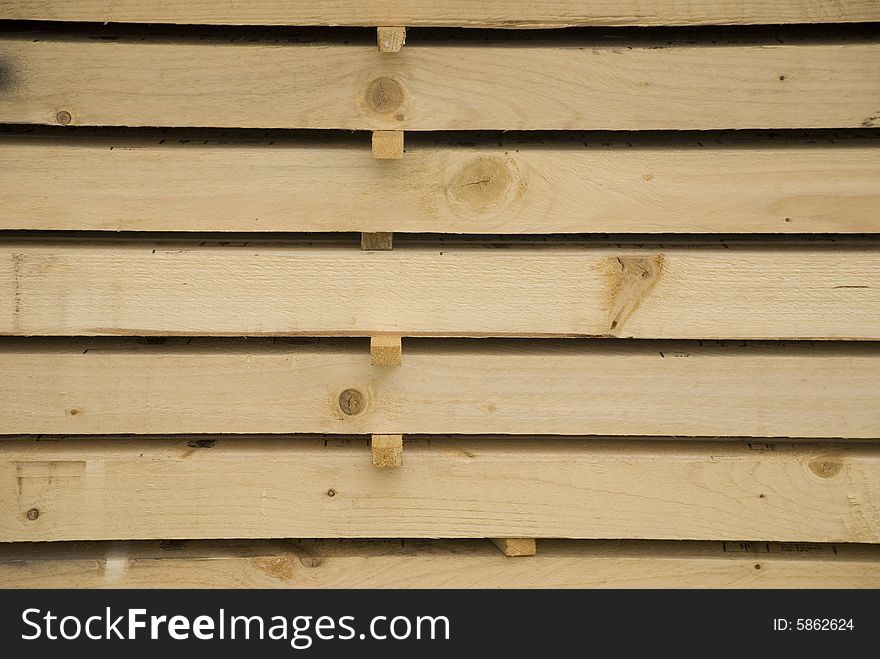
[[0, 1, 879, 588]]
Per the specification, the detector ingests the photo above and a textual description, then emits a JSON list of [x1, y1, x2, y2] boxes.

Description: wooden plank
[[1, 539, 877, 589], [0, 339, 877, 437], [2, 131, 877, 234], [1, 240, 878, 340], [2, 1, 877, 27], [1, 437, 878, 542], [1, 34, 878, 130]]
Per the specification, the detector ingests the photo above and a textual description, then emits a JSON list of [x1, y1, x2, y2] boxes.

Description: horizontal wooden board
[[3, 240, 880, 340], [1, 437, 878, 542], [2, 132, 878, 233], [2, 34, 879, 130], [2, 1, 878, 27], [1, 339, 878, 437], [1, 539, 877, 588]]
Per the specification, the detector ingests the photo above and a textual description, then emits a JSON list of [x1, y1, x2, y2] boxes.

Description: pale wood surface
[[2, 240, 878, 340], [1, 1, 877, 27], [2, 539, 875, 589], [2, 35, 878, 130], [0, 339, 877, 437], [2, 132, 876, 233], [1, 437, 878, 542]]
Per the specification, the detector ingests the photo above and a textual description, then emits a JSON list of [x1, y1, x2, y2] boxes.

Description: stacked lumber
[[0, 1, 878, 587]]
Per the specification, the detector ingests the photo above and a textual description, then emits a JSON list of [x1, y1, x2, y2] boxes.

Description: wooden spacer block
[[372, 434, 403, 468], [371, 335, 402, 366], [372, 130, 404, 159], [377, 27, 406, 53], [491, 538, 537, 557], [361, 232, 393, 251]]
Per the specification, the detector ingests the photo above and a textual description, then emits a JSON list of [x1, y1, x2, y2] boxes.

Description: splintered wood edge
[[371, 130, 404, 159], [370, 335, 402, 366], [371, 434, 403, 468], [361, 232, 394, 250], [377, 27, 407, 53], [492, 538, 538, 557]]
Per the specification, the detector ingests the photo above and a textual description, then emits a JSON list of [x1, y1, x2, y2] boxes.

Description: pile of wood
[[0, 1, 878, 587]]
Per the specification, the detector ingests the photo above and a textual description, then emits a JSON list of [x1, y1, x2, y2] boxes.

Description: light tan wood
[[371, 336, 402, 366], [2, 1, 877, 27], [372, 434, 403, 468], [1, 240, 878, 340], [371, 130, 404, 159], [377, 27, 406, 53], [0, 339, 877, 437], [1, 437, 878, 542], [2, 131, 877, 233], [1, 539, 876, 589], [1, 35, 878, 130], [491, 538, 537, 557], [361, 233, 394, 250]]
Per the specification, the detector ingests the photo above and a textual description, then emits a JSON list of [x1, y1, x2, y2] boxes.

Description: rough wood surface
[[371, 130, 404, 159], [2, 240, 878, 340], [371, 336, 403, 366], [2, 131, 876, 233], [492, 538, 538, 557], [1, 539, 876, 589], [1, 437, 878, 542], [360, 233, 394, 250], [377, 28, 406, 53], [0, 339, 877, 437], [1, 1, 877, 27], [372, 434, 403, 468], [1, 35, 878, 130]]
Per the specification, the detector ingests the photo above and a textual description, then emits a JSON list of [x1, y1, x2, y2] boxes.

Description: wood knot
[[338, 389, 366, 416], [364, 76, 405, 115], [605, 255, 664, 333], [56, 110, 72, 125], [808, 458, 842, 479], [300, 555, 326, 569], [446, 156, 522, 217], [26, 508, 40, 521]]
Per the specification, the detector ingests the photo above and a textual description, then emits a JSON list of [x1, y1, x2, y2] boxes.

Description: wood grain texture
[[1, 1, 877, 27], [2, 132, 876, 233], [2, 241, 878, 340], [0, 339, 877, 437], [1, 539, 876, 589], [1, 35, 878, 130], [1, 437, 878, 542]]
